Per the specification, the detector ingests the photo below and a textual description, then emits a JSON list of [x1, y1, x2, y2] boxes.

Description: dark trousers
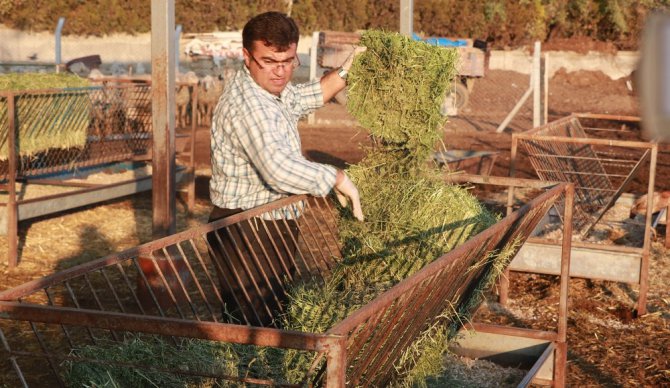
[[207, 206, 298, 327]]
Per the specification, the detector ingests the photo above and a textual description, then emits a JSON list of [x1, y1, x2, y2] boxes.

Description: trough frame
[[506, 113, 656, 315], [0, 80, 197, 268], [0, 181, 573, 387]]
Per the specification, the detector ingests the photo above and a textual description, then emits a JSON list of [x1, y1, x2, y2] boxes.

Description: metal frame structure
[[0, 80, 197, 268], [0, 183, 573, 387], [507, 113, 657, 315]]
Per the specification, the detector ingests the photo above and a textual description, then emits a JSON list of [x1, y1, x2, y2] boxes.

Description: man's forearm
[[320, 69, 346, 104]]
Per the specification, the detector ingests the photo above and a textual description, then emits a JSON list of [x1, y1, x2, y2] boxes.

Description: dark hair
[[242, 12, 299, 53]]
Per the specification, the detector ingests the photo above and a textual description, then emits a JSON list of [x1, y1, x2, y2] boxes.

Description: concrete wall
[[489, 49, 639, 80], [0, 26, 639, 80]]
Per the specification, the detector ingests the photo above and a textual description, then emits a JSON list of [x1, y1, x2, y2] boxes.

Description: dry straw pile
[[0, 73, 91, 159]]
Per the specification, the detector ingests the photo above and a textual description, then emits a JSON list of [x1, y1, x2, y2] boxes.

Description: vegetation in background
[[0, 1, 668, 49]]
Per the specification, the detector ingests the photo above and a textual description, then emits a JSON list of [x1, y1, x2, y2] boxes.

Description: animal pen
[[506, 113, 657, 316], [0, 78, 197, 268], [0, 181, 574, 387]]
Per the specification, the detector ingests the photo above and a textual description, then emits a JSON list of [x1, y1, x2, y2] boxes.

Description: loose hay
[[0, 73, 91, 159]]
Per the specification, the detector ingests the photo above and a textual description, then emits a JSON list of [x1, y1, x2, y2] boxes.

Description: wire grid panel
[[516, 114, 652, 235], [323, 184, 565, 387], [0, 83, 152, 181], [444, 66, 534, 134], [0, 195, 342, 387]]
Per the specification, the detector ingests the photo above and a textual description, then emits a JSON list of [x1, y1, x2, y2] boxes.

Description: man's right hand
[[334, 170, 364, 221]]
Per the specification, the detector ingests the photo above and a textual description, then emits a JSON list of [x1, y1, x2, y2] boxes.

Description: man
[[208, 11, 364, 326]]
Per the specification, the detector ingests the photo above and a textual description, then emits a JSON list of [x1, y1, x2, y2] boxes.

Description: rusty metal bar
[[7, 92, 18, 267], [324, 336, 347, 388], [638, 144, 658, 316], [150, 0, 177, 237], [517, 342, 556, 387], [0, 302, 334, 351], [466, 323, 558, 341]]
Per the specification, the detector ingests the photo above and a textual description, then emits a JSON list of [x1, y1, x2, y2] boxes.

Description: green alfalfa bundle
[[0, 72, 91, 159], [278, 30, 511, 385]]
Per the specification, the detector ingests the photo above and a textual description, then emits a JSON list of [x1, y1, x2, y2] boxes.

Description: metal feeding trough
[[0, 80, 196, 267], [507, 113, 657, 315], [0, 182, 574, 387]]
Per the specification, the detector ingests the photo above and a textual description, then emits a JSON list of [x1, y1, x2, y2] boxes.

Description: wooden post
[[151, 0, 176, 237]]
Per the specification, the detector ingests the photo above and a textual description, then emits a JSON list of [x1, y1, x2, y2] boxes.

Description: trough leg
[[499, 136, 519, 305], [324, 337, 346, 388]]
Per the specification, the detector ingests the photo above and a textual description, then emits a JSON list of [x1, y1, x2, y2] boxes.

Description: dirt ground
[[1, 46, 669, 386]]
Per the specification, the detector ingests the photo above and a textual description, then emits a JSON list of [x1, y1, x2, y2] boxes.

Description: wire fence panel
[[445, 65, 534, 134], [0, 83, 153, 181]]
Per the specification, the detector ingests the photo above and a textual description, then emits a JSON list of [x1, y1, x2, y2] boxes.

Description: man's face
[[243, 40, 298, 96]]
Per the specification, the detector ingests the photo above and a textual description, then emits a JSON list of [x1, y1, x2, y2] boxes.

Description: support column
[[151, 0, 176, 237]]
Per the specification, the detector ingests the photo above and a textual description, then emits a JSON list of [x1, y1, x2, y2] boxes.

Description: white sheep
[[197, 74, 224, 127], [175, 71, 198, 128]]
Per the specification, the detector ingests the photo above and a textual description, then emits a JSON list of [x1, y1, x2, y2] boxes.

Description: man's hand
[[334, 170, 364, 221], [341, 45, 367, 71]]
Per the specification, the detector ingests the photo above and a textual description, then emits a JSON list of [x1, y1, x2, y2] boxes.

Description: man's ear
[[242, 48, 251, 68]]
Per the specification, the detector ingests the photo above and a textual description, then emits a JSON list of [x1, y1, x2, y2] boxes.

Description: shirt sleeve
[[235, 97, 337, 197], [292, 78, 324, 116]]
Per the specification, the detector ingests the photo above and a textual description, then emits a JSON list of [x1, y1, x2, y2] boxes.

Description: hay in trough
[[0, 73, 91, 159]]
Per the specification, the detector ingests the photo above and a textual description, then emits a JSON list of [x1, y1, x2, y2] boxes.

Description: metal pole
[[7, 93, 18, 267], [175, 24, 182, 71], [55, 17, 66, 73], [308, 31, 320, 125], [555, 183, 574, 388], [399, 0, 413, 36], [638, 143, 657, 316], [533, 41, 541, 128], [151, 0, 177, 237]]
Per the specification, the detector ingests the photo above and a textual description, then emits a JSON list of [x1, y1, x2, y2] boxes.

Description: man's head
[[242, 12, 300, 96]]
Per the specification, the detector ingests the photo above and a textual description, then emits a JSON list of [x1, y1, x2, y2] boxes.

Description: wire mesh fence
[[444, 59, 535, 134], [0, 82, 153, 181]]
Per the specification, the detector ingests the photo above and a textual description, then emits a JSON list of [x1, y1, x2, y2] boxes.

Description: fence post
[[543, 51, 549, 125], [308, 31, 320, 125], [55, 17, 66, 73], [7, 93, 18, 267], [555, 183, 574, 387], [533, 41, 541, 128]]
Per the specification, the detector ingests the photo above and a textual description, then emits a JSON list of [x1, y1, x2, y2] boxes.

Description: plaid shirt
[[209, 66, 337, 217]]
